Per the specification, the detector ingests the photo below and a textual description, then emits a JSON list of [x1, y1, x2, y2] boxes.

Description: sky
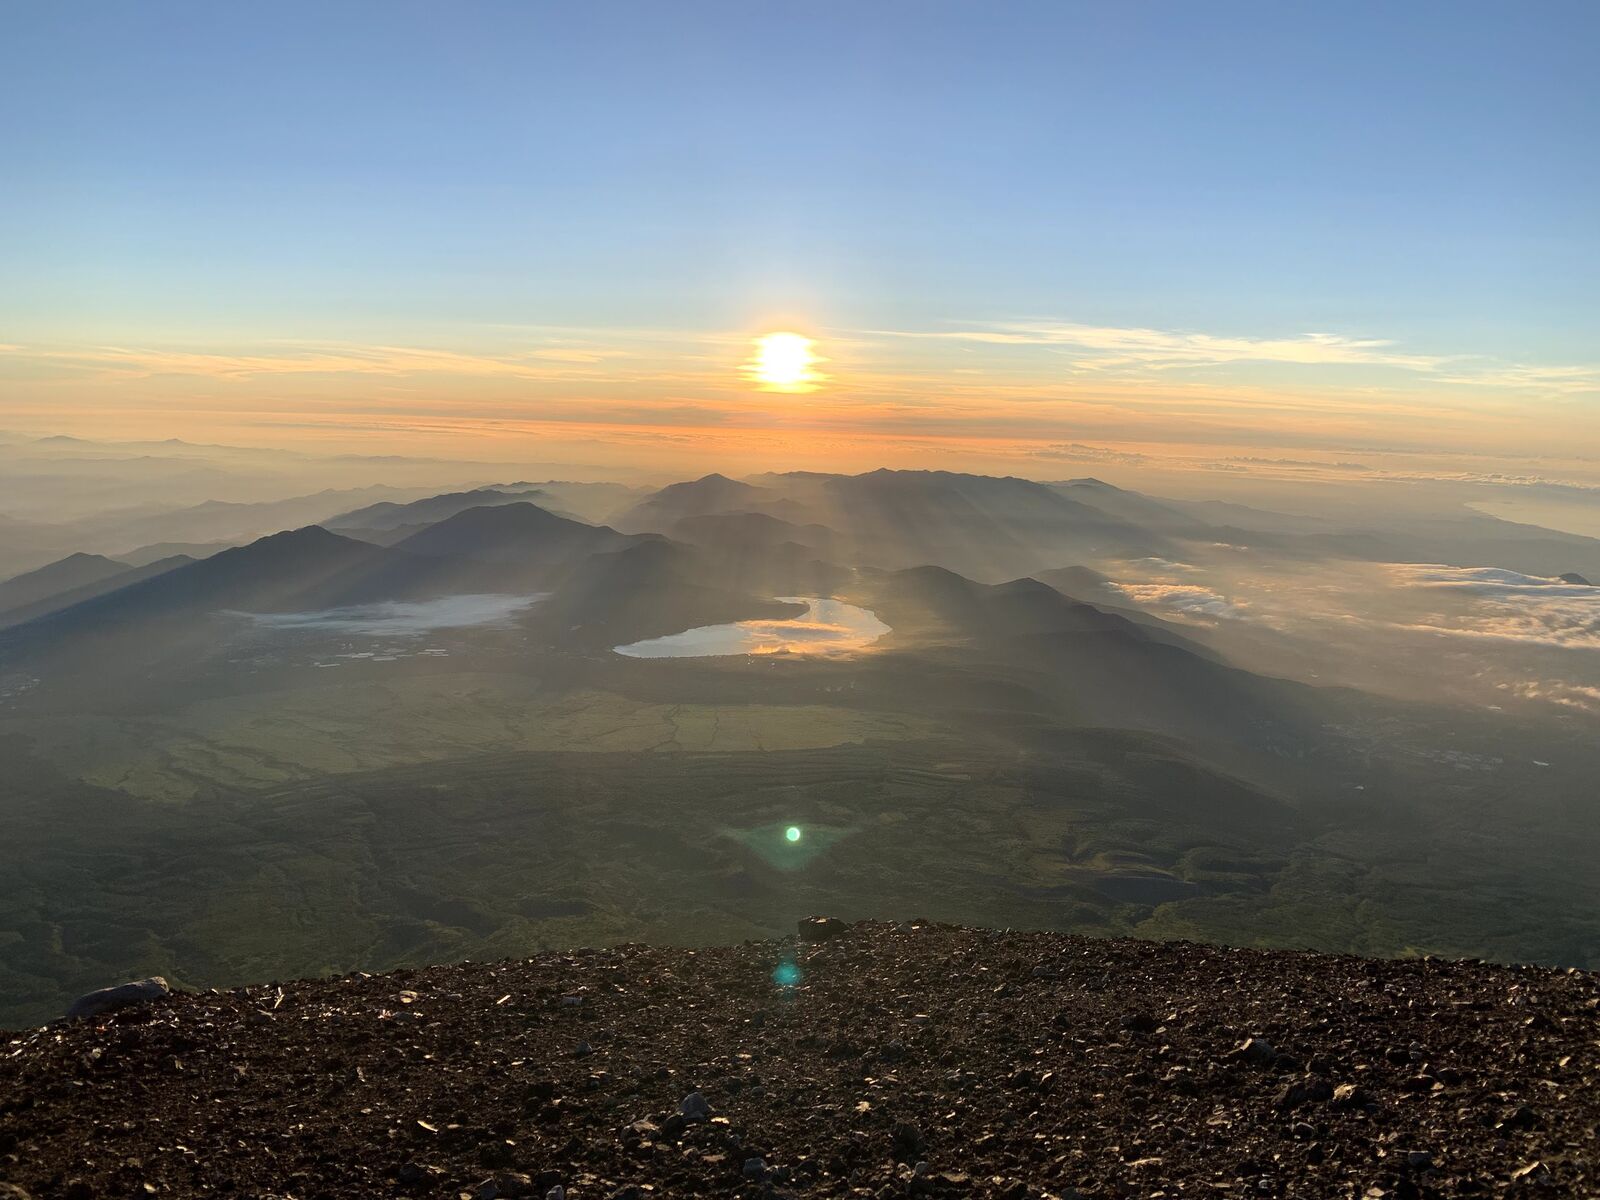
[[2, 1, 1597, 483]]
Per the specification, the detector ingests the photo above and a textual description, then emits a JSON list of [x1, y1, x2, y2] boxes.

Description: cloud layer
[[3, 316, 1599, 478], [1107, 582, 1248, 620], [1389, 564, 1600, 650]]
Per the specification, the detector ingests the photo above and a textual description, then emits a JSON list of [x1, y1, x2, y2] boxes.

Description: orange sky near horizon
[[4, 323, 1597, 493]]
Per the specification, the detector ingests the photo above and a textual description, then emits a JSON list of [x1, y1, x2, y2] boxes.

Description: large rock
[[66, 976, 171, 1020], [798, 916, 848, 942]]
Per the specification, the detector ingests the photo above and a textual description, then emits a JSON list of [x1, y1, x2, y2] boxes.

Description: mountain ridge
[[0, 552, 130, 615]]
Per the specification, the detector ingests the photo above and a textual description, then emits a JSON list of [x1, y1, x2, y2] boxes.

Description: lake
[[235, 593, 544, 636], [614, 596, 890, 658]]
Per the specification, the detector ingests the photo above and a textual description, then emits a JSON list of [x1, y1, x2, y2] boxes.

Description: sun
[[748, 331, 822, 392]]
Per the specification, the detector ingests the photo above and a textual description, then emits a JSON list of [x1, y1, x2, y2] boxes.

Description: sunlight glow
[[749, 332, 821, 392]]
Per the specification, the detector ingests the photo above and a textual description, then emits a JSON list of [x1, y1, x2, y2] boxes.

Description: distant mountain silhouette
[[328, 487, 549, 533], [532, 539, 801, 646], [0, 553, 131, 615], [1030, 564, 1188, 632], [392, 501, 641, 567], [869, 564, 1317, 762], [0, 554, 194, 629], [0, 514, 76, 579], [881, 565, 1200, 650], [762, 469, 1176, 579], [1031, 564, 1116, 596], [0, 527, 410, 673], [667, 511, 837, 555], [35, 527, 396, 624], [658, 511, 848, 597], [613, 474, 803, 533], [117, 540, 236, 566], [610, 470, 1263, 581], [5, 505, 718, 663], [77, 487, 427, 554], [1050, 478, 1194, 529]]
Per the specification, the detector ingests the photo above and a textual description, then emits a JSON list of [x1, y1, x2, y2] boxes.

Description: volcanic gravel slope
[[1, 922, 1596, 1200]]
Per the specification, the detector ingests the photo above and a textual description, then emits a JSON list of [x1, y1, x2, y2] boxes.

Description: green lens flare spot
[[772, 960, 802, 988], [785, 825, 803, 843]]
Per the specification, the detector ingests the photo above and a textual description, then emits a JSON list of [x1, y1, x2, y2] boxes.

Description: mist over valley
[[0, 443, 1596, 1028]]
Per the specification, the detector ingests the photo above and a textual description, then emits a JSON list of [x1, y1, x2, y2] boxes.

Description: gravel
[[1, 920, 1595, 1198]]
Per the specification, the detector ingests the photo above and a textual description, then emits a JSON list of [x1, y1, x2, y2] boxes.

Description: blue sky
[[2, 1, 1596, 471]]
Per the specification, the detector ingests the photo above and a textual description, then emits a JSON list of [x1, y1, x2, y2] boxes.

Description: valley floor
[[1, 921, 1595, 1198]]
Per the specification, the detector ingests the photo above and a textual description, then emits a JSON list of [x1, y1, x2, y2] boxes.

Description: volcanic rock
[[797, 915, 848, 942], [0, 923, 1593, 1197], [64, 976, 170, 1020]]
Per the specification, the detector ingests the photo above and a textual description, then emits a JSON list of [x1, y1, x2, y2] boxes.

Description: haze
[[3, 3, 1597, 489], [1, 4, 1597, 1034]]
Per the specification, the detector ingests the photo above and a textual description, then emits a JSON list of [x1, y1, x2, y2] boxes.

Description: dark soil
[[2, 921, 1596, 1198]]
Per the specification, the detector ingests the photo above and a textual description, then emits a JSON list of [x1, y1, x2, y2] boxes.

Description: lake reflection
[[614, 596, 890, 659], [235, 593, 544, 635]]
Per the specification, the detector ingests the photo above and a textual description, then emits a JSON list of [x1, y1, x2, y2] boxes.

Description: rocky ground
[[1, 920, 1596, 1199]]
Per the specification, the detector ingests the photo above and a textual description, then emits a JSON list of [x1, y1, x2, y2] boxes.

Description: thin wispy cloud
[[871, 320, 1599, 394], [1029, 443, 1155, 465], [0, 342, 617, 381], [876, 321, 1450, 370], [1434, 363, 1600, 395]]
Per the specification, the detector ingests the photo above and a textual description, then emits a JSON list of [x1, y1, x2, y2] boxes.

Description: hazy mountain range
[[0, 462, 1597, 1025]]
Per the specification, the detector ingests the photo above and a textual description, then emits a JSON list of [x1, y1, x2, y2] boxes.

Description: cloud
[[1501, 679, 1600, 714], [1435, 364, 1600, 395], [1386, 563, 1600, 649], [1127, 557, 1203, 574], [1029, 443, 1154, 465], [872, 319, 1599, 394], [0, 342, 615, 382], [1390, 564, 1596, 597], [1381, 471, 1600, 491], [878, 321, 1452, 371], [1221, 456, 1372, 472], [1106, 582, 1248, 621], [6, 320, 1600, 474]]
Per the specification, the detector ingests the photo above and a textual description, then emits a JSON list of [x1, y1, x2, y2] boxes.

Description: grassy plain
[[3, 677, 943, 801], [2, 630, 1598, 1028]]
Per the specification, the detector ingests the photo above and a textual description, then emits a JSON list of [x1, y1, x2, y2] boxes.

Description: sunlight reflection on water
[[613, 596, 889, 659]]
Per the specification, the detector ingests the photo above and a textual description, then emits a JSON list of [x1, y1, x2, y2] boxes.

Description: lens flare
[[785, 825, 803, 843], [772, 959, 802, 988]]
